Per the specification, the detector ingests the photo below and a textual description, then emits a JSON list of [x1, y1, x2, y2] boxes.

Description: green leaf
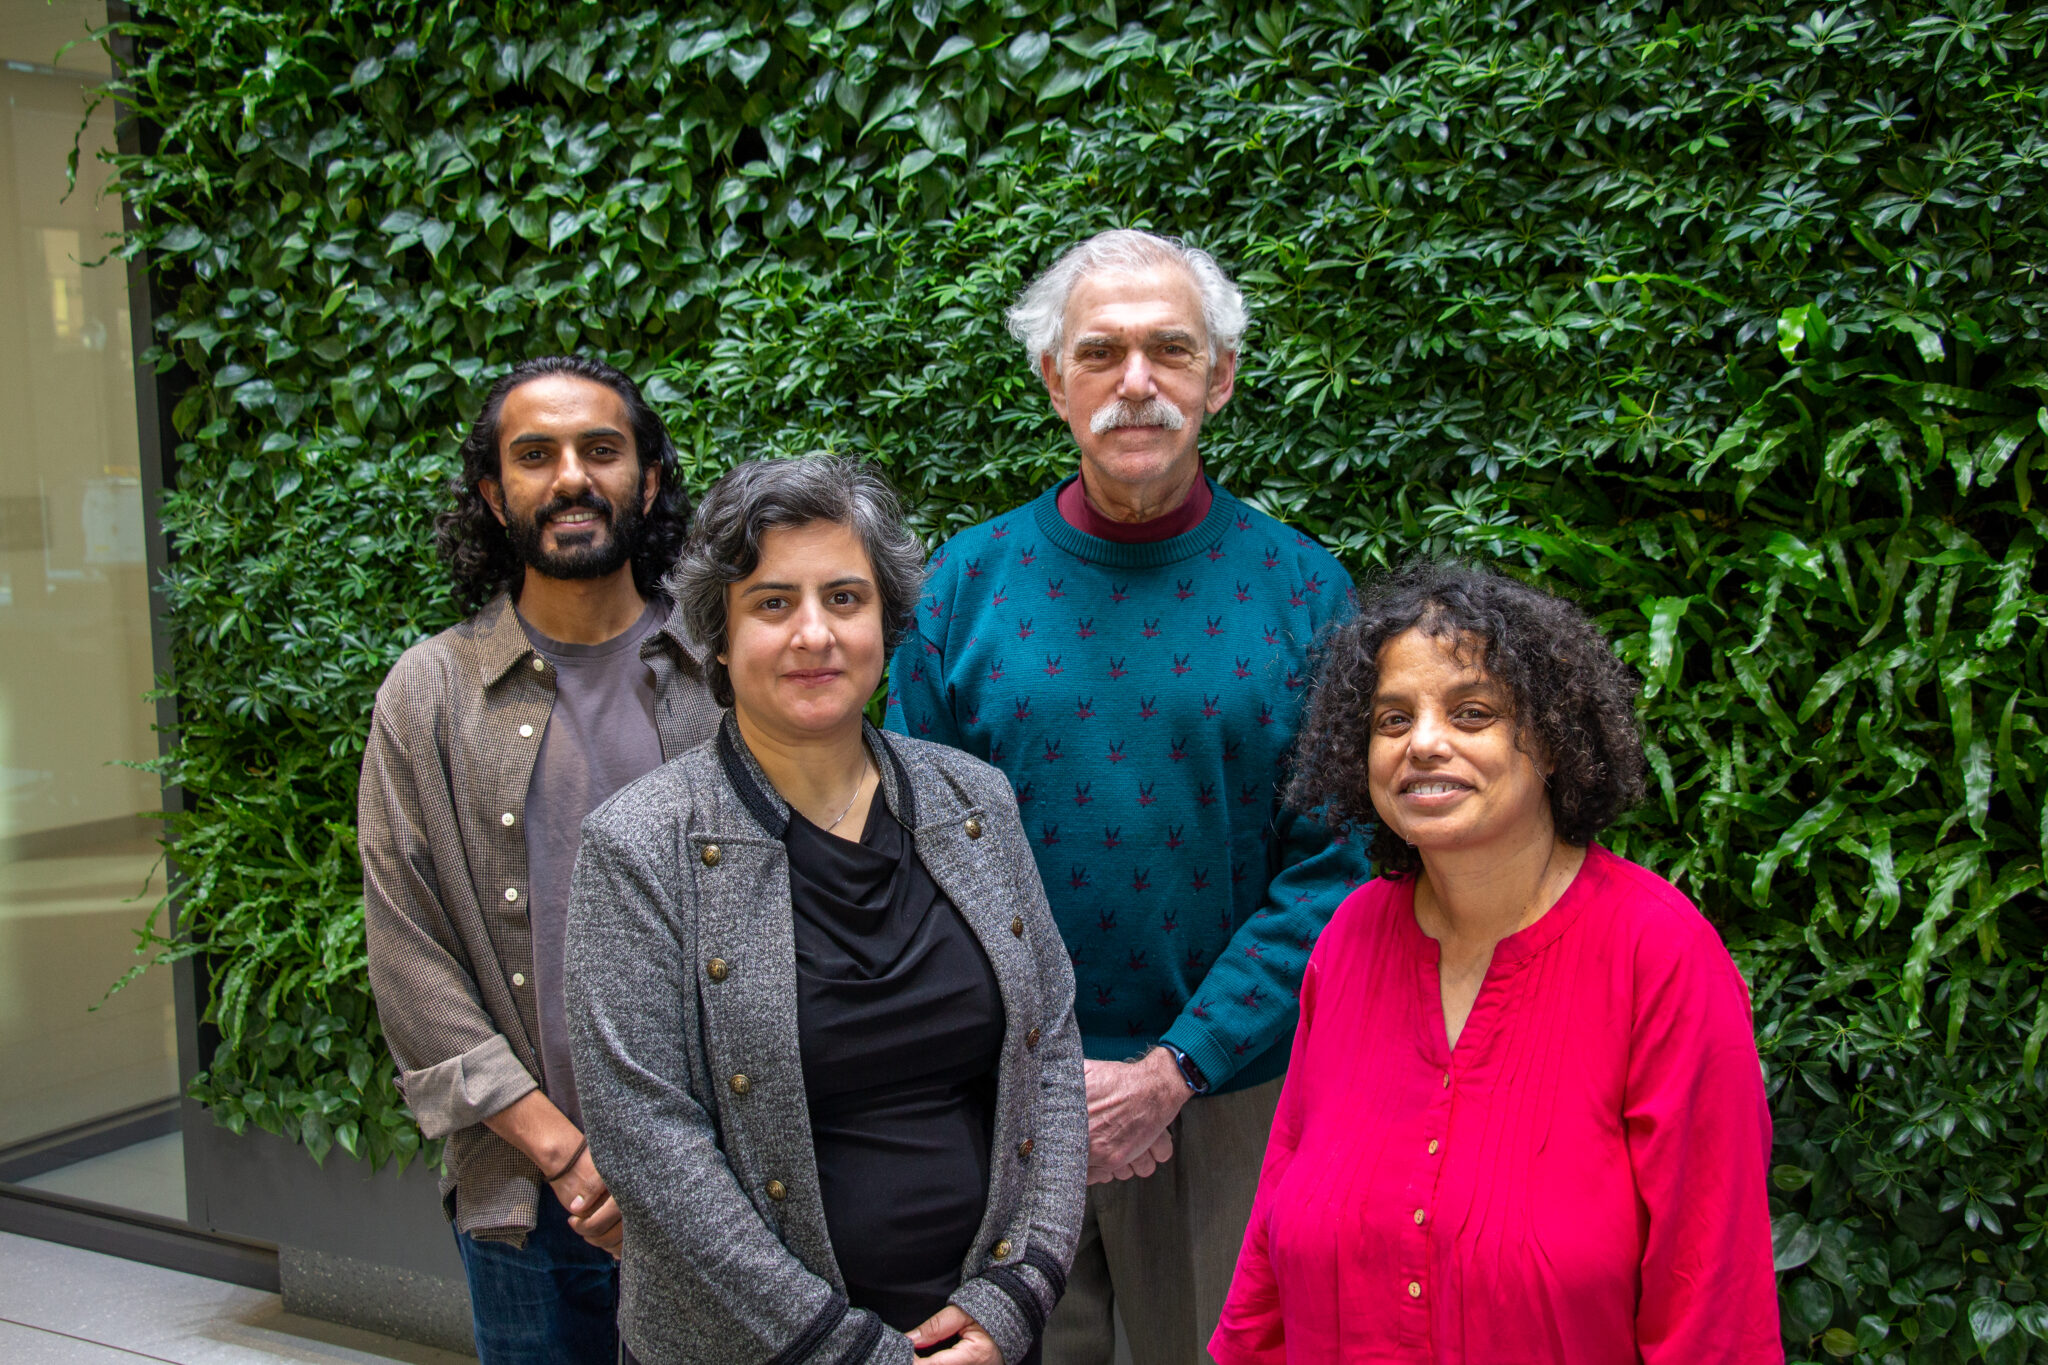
[[1036, 61, 1091, 102], [1787, 1276, 1835, 1335], [930, 35, 976, 65], [1645, 595, 1692, 690], [1972, 1297, 2017, 1349], [419, 220, 455, 259], [156, 224, 206, 253], [1885, 316, 1947, 363], [727, 40, 772, 85], [1006, 30, 1051, 74], [547, 209, 585, 250], [1777, 303, 1813, 362], [1773, 1212, 1822, 1270]]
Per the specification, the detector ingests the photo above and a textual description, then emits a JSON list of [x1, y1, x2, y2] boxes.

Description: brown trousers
[[1041, 1076, 1284, 1365]]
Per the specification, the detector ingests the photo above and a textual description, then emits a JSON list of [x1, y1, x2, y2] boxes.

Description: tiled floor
[[0, 1232, 471, 1365], [15, 1133, 188, 1222]]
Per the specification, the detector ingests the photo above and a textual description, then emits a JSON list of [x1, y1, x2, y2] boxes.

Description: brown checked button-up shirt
[[359, 591, 720, 1241]]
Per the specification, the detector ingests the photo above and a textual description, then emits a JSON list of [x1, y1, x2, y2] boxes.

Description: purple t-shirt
[[519, 598, 666, 1126]]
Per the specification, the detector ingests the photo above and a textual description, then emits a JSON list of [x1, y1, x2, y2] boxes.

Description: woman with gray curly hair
[[563, 454, 1085, 1365]]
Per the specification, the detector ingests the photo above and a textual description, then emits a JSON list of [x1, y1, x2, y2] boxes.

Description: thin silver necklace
[[824, 758, 873, 832]]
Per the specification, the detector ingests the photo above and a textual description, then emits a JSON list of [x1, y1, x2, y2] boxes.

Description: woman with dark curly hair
[[1210, 562, 1780, 1364]]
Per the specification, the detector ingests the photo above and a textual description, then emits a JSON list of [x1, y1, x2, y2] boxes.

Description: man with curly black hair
[[360, 356, 719, 1365]]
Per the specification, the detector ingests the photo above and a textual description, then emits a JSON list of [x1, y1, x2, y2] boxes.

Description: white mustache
[[1090, 399, 1186, 434]]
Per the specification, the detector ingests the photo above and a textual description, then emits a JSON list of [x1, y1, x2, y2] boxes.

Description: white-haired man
[[887, 230, 1372, 1365]]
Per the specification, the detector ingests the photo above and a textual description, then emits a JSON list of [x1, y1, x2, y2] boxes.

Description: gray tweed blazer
[[565, 715, 1087, 1365]]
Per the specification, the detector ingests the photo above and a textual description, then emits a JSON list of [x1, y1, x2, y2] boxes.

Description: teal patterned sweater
[[886, 478, 1373, 1094]]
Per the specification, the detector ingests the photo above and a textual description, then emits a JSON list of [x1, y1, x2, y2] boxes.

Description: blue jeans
[[455, 1189, 619, 1365]]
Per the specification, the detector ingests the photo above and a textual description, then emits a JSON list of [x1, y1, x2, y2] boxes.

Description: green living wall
[[103, 0, 2047, 1359]]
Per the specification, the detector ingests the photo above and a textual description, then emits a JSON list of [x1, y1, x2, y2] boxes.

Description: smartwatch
[[1160, 1042, 1211, 1095]]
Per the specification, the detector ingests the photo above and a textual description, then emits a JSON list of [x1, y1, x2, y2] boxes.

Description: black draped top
[[784, 793, 1007, 1332]]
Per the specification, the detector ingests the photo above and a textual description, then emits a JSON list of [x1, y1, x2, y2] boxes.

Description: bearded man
[[360, 356, 719, 1364], [888, 231, 1372, 1365]]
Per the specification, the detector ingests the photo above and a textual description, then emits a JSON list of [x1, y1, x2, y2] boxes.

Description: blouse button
[[1427, 1139, 1439, 1155], [1408, 1281, 1421, 1298], [1025, 1027, 1041, 1050], [501, 811, 516, 826], [511, 973, 525, 987], [504, 887, 519, 902], [706, 958, 729, 982], [965, 817, 983, 839], [729, 1074, 751, 1095], [532, 657, 546, 671], [519, 724, 535, 738], [765, 1180, 787, 1202], [1017, 1138, 1035, 1159], [701, 845, 721, 867], [1413, 1209, 1425, 1225], [992, 1239, 1013, 1260], [1011, 916, 1025, 937]]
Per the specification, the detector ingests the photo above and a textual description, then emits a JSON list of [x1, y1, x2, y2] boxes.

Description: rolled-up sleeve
[[396, 1034, 536, 1139]]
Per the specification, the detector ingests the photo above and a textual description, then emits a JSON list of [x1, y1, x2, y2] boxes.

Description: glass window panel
[[0, 0, 183, 1223]]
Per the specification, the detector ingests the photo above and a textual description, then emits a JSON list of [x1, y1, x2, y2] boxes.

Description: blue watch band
[[1161, 1042, 1211, 1095]]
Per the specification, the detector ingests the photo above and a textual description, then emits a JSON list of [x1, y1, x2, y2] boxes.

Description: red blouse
[[1211, 846, 1783, 1364]]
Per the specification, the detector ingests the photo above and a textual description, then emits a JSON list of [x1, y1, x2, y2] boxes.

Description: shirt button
[[701, 845, 721, 867], [505, 887, 519, 902], [1414, 1209, 1425, 1225], [706, 958, 729, 982], [532, 657, 545, 671], [501, 812, 516, 827], [729, 1074, 750, 1095], [512, 973, 525, 986], [1408, 1281, 1421, 1298], [765, 1179, 787, 1202], [519, 724, 534, 738], [1427, 1139, 1439, 1154]]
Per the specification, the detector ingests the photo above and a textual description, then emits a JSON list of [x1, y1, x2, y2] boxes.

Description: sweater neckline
[[1032, 476, 1236, 568]]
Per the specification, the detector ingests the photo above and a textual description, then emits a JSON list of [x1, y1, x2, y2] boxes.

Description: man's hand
[[906, 1304, 1001, 1363], [551, 1149, 623, 1254], [1100, 1131, 1175, 1184], [481, 1091, 623, 1255], [1083, 1049, 1193, 1184]]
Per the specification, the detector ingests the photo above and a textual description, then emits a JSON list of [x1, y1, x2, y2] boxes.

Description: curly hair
[[670, 454, 926, 708], [434, 356, 690, 613], [1287, 561, 1647, 880]]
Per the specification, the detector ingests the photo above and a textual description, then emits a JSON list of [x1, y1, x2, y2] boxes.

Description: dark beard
[[505, 490, 645, 581]]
